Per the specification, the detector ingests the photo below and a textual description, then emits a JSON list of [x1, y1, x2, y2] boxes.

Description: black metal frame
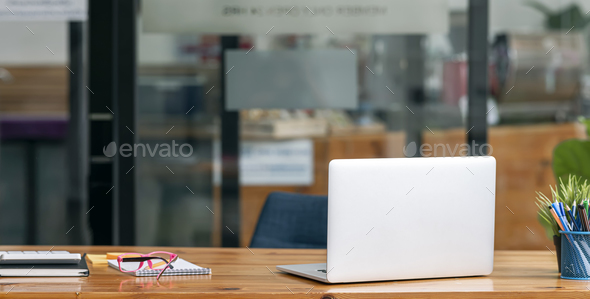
[[88, 0, 136, 245], [66, 21, 88, 244], [404, 36, 425, 157], [220, 36, 241, 247], [88, 0, 114, 245], [113, 0, 137, 246], [467, 0, 489, 155]]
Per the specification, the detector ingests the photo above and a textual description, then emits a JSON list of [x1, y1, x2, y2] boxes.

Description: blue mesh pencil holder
[[560, 231, 590, 280]]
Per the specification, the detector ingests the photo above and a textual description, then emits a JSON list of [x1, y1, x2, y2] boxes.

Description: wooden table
[[0, 246, 587, 298]]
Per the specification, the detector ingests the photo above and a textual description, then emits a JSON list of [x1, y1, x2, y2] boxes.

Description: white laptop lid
[[326, 157, 496, 283]]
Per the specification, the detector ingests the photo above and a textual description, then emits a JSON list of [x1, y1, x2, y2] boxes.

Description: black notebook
[[0, 254, 89, 277]]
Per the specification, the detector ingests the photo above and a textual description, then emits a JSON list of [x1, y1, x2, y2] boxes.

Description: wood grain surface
[[0, 246, 586, 298]]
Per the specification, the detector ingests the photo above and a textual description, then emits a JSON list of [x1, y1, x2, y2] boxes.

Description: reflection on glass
[[136, 30, 220, 246]]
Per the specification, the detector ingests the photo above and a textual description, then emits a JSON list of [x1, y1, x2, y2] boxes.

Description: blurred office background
[[0, 0, 589, 250]]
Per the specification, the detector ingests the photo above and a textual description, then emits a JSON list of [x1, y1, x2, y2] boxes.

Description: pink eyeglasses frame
[[117, 251, 179, 280]]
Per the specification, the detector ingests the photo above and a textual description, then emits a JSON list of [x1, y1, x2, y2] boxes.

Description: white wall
[[2, 1, 589, 66], [0, 18, 188, 66], [0, 21, 67, 65]]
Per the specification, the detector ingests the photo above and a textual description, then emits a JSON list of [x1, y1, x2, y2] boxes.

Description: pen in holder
[[560, 231, 590, 280]]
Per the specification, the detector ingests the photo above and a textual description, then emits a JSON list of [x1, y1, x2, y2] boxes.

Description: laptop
[[277, 157, 496, 283]]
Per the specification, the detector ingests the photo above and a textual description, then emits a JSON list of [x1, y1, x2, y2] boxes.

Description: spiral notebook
[[107, 258, 211, 277]]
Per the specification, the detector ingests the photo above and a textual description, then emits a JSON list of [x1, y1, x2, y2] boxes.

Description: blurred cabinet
[[0, 67, 68, 115]]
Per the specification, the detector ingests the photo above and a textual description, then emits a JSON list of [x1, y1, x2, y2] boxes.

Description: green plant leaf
[[553, 139, 590, 184]]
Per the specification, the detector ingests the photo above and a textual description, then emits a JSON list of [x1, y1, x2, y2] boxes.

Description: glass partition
[[0, 20, 75, 245], [135, 0, 470, 247], [135, 28, 221, 246]]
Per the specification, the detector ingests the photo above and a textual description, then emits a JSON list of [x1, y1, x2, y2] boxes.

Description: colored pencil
[[579, 204, 590, 231]]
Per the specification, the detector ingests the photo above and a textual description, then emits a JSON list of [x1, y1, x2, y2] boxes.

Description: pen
[[554, 203, 571, 231], [572, 200, 582, 230], [550, 206, 576, 245], [549, 206, 566, 231], [559, 202, 566, 216], [566, 205, 580, 231], [559, 202, 571, 231]]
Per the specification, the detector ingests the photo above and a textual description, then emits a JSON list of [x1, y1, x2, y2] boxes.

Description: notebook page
[[108, 258, 211, 276]]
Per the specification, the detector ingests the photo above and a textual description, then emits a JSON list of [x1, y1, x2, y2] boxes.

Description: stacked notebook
[[0, 252, 89, 277], [107, 258, 211, 277]]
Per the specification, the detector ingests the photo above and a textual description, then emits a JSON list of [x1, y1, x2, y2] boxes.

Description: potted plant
[[536, 118, 590, 271], [536, 175, 590, 272]]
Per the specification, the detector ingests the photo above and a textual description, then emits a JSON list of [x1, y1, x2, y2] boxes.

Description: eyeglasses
[[117, 251, 179, 280]]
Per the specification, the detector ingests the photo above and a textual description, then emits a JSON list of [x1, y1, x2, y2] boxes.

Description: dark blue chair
[[250, 192, 328, 248]]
